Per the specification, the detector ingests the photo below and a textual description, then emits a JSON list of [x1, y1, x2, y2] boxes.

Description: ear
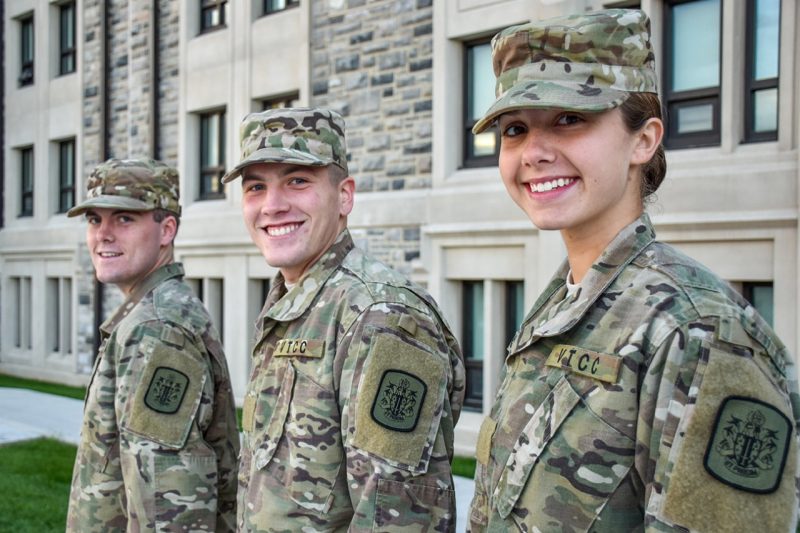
[[338, 176, 355, 217], [630, 117, 664, 166], [159, 215, 178, 247]]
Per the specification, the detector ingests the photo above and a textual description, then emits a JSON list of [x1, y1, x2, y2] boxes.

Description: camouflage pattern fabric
[[238, 230, 466, 532], [473, 9, 658, 133], [468, 214, 800, 532], [222, 107, 348, 183], [67, 158, 182, 217], [67, 263, 240, 532]]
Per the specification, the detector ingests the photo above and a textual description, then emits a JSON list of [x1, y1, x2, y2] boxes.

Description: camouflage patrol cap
[[472, 9, 658, 134], [66, 158, 181, 217], [222, 107, 348, 183]]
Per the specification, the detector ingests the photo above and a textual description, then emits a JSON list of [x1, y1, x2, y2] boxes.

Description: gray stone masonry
[[310, 0, 432, 267]]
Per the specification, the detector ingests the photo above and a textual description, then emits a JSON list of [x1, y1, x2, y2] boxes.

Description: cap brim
[[221, 147, 331, 184], [66, 195, 153, 217], [472, 81, 630, 134]]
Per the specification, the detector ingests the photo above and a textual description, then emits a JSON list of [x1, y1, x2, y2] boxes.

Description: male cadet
[[66, 158, 240, 532], [225, 107, 465, 532]]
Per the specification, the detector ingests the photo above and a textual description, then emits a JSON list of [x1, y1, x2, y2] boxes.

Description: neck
[[561, 212, 641, 284]]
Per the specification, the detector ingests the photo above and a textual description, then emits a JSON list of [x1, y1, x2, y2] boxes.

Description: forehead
[[241, 162, 329, 180], [85, 207, 148, 218]]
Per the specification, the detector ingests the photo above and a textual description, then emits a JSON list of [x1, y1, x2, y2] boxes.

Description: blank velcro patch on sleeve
[[124, 340, 206, 449], [353, 333, 446, 472]]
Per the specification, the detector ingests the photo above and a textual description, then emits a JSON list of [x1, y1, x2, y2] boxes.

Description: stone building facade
[[2, 0, 799, 455]]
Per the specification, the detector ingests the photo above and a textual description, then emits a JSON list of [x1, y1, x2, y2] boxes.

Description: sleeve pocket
[[373, 478, 455, 532]]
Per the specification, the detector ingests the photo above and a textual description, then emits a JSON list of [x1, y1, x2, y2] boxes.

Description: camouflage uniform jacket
[[67, 263, 240, 532], [468, 214, 799, 532], [238, 230, 465, 532]]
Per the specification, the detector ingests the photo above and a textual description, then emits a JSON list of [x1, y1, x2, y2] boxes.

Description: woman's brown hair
[[619, 93, 667, 201]]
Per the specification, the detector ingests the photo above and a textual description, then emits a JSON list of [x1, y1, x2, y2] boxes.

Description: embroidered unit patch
[[144, 366, 189, 414], [704, 395, 792, 494], [371, 369, 427, 432]]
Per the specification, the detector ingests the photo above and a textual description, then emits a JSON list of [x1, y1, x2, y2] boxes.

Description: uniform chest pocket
[[492, 375, 635, 532], [252, 360, 343, 514]]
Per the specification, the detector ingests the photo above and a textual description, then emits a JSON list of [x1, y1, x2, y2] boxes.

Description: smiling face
[[497, 107, 654, 247], [241, 162, 355, 284], [86, 208, 177, 295]]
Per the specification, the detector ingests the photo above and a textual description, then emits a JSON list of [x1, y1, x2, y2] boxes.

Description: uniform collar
[[511, 213, 656, 353], [263, 229, 354, 322], [100, 262, 184, 336]]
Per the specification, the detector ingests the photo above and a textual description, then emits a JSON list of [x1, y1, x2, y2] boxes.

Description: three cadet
[[223, 107, 465, 531], [66, 159, 240, 532], [467, 9, 799, 532]]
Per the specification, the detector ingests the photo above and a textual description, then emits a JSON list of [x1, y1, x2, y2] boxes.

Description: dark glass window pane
[[200, 110, 226, 199], [505, 281, 525, 347], [743, 282, 774, 327], [20, 148, 34, 217], [463, 281, 484, 361], [60, 3, 76, 75], [265, 0, 299, 14], [670, 0, 720, 92], [754, 0, 780, 81], [20, 16, 35, 86], [464, 39, 499, 166], [677, 103, 714, 134], [59, 141, 75, 213], [753, 88, 778, 132]]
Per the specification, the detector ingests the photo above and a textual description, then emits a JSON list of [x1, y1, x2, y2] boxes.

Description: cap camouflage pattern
[[222, 107, 348, 183], [472, 9, 658, 134], [67, 158, 181, 217]]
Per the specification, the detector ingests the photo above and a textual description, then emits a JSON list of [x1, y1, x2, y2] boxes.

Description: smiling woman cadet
[[467, 9, 799, 533]]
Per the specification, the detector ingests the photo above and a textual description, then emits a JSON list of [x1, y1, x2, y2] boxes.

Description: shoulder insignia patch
[[704, 395, 792, 494], [144, 366, 189, 414], [545, 344, 621, 383], [371, 369, 427, 432]]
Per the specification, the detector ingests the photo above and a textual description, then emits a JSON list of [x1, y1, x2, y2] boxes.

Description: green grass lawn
[[0, 438, 77, 532], [0, 373, 85, 400]]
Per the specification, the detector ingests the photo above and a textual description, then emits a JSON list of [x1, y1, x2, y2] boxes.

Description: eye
[[555, 113, 584, 126], [244, 181, 265, 193], [86, 215, 100, 225], [501, 123, 527, 138], [288, 176, 309, 186], [117, 214, 134, 223]]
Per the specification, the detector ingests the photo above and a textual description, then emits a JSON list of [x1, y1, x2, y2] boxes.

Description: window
[[744, 0, 780, 142], [264, 0, 299, 15], [59, 2, 76, 75], [58, 140, 75, 213], [261, 93, 300, 111], [743, 282, 774, 327], [199, 109, 226, 200], [47, 277, 73, 354], [664, 0, 721, 149], [464, 39, 498, 168], [188, 277, 225, 341], [19, 14, 35, 86], [10, 276, 33, 350], [462, 281, 484, 411], [200, 0, 228, 32], [19, 147, 34, 217], [504, 281, 525, 347]]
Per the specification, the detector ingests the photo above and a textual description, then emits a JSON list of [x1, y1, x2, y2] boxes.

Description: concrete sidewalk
[[0, 386, 475, 530]]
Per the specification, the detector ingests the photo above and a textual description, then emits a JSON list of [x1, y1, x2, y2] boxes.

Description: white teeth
[[267, 223, 300, 236], [529, 178, 575, 193], [99, 252, 121, 257]]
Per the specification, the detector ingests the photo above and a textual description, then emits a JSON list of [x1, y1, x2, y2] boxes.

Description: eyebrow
[[242, 164, 316, 182]]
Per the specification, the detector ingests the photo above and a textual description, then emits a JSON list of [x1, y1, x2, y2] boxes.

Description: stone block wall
[[310, 0, 433, 270]]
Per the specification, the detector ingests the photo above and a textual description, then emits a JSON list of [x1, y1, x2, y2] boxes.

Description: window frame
[[462, 281, 484, 411], [663, 0, 723, 149], [261, 92, 300, 111], [199, 0, 228, 33], [58, 1, 76, 76], [19, 147, 34, 217], [19, 14, 35, 87], [463, 38, 499, 169], [263, 0, 300, 16], [199, 109, 227, 201], [58, 139, 76, 214], [743, 0, 780, 143]]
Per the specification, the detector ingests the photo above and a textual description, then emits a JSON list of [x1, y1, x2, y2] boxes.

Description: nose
[[93, 219, 114, 242], [520, 128, 556, 167], [260, 186, 290, 216]]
